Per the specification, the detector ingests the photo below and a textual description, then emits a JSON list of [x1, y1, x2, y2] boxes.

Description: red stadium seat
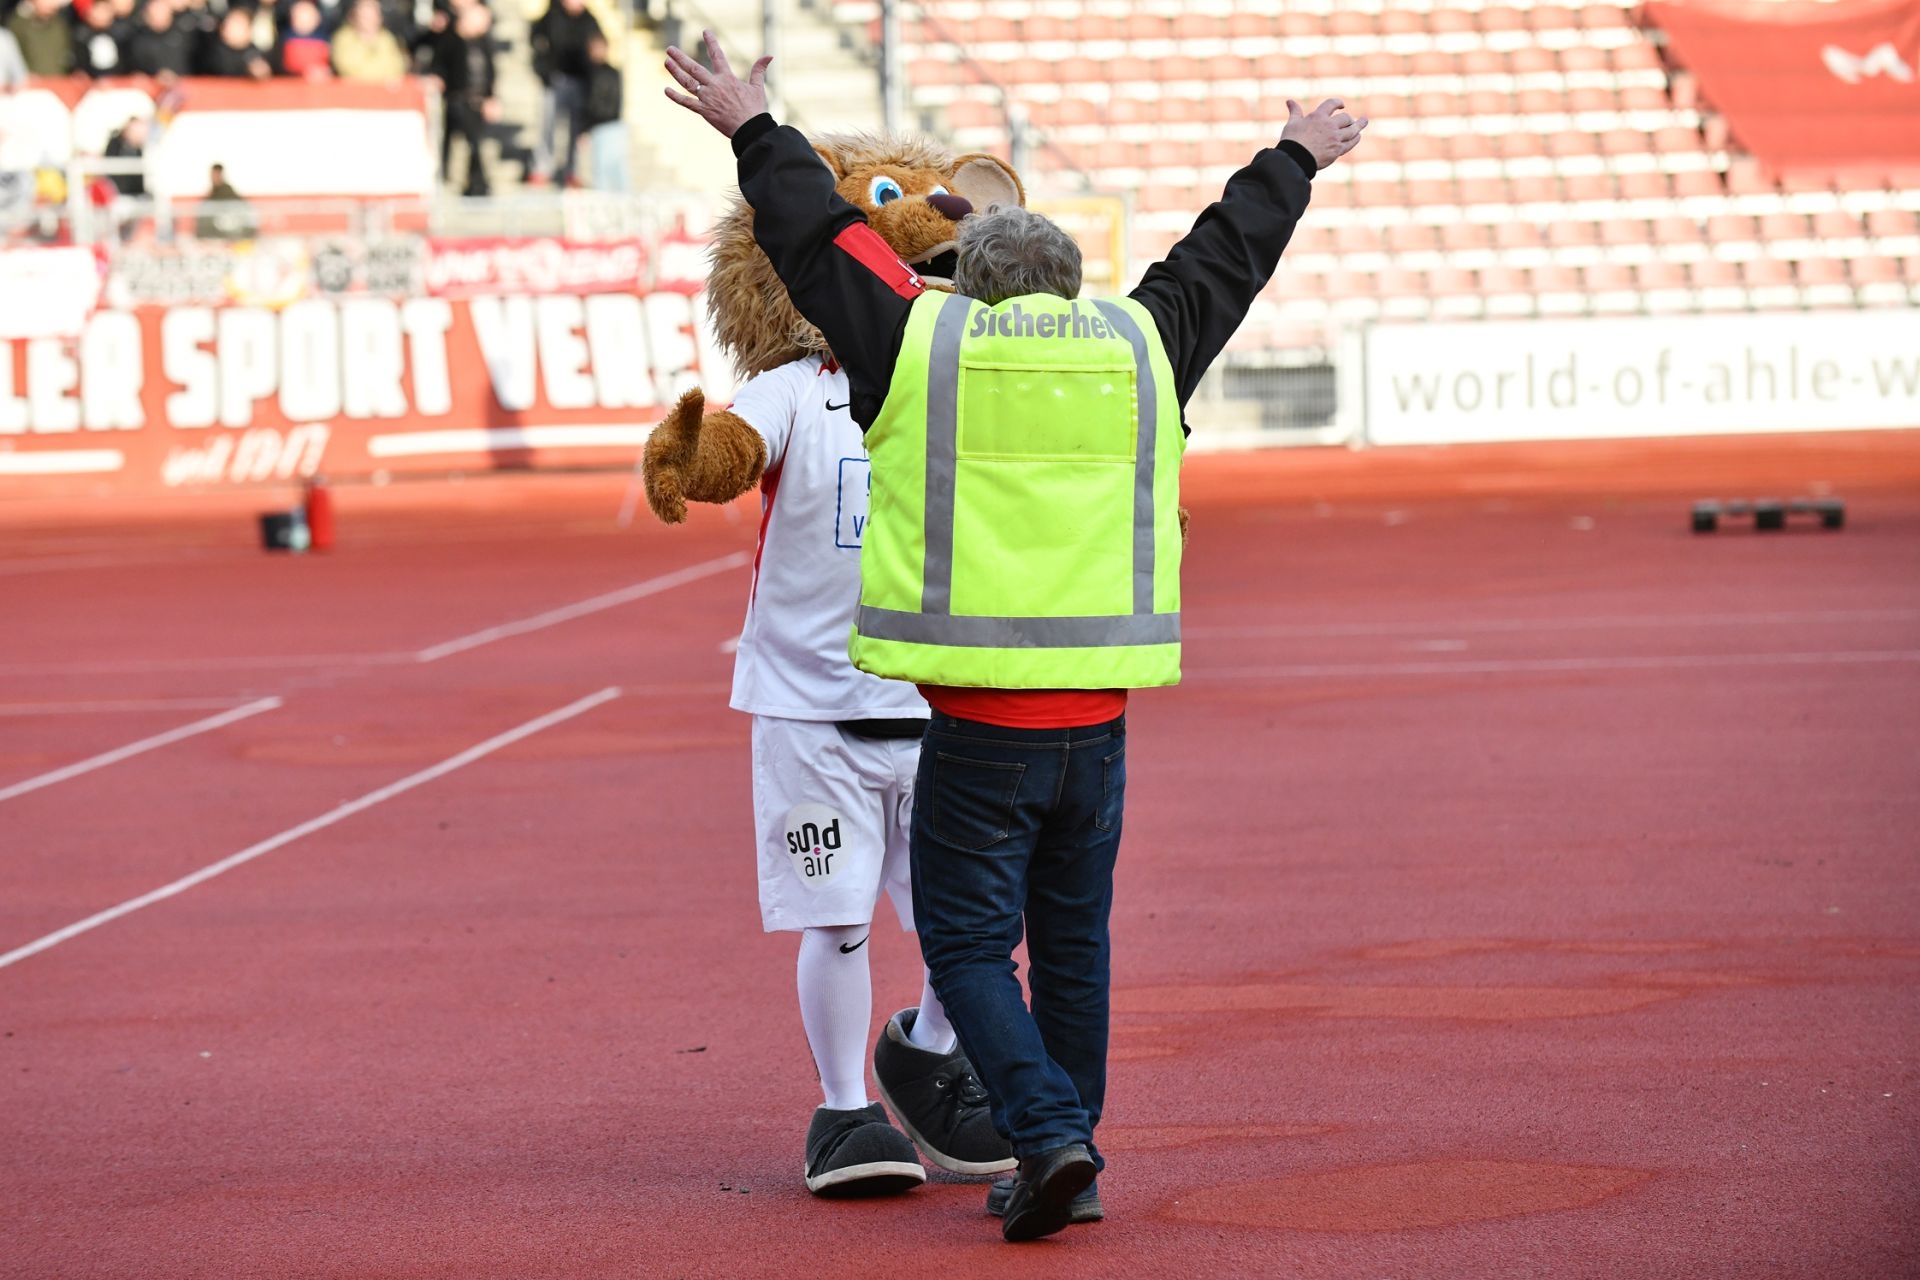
[[1459, 176, 1510, 204], [1548, 129, 1601, 158], [1849, 256, 1903, 283], [1566, 87, 1620, 114], [1386, 222, 1442, 254], [1565, 173, 1618, 201], [1480, 7, 1527, 32], [1561, 47, 1610, 75], [1653, 214, 1703, 245], [1432, 7, 1479, 34], [1583, 262, 1638, 292], [1442, 222, 1495, 252], [1740, 258, 1794, 286], [1599, 129, 1647, 157], [1429, 266, 1479, 295], [1601, 217, 1650, 248], [1334, 223, 1385, 255], [1689, 259, 1743, 287], [1510, 47, 1558, 76], [1618, 172, 1671, 201], [1813, 208, 1865, 240], [1618, 85, 1672, 112], [1495, 221, 1547, 250], [1512, 174, 1561, 203], [1652, 125, 1705, 153], [1547, 219, 1601, 248], [1610, 43, 1664, 73], [1795, 258, 1849, 286], [1759, 212, 1811, 243], [1637, 261, 1691, 289], [1460, 49, 1507, 77], [1531, 6, 1580, 32], [1672, 171, 1724, 198], [1406, 178, 1457, 207], [1866, 208, 1919, 237]]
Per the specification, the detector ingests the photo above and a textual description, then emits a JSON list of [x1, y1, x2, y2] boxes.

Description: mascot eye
[[930, 185, 949, 196], [869, 176, 905, 206]]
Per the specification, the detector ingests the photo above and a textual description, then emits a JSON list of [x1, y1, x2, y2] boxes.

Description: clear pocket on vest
[[957, 362, 1138, 463]]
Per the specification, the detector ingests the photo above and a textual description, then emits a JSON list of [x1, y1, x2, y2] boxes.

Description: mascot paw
[[641, 387, 767, 525], [641, 388, 704, 525], [1178, 506, 1190, 549]]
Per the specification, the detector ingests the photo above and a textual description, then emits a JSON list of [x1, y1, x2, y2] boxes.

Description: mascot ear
[[812, 145, 847, 180], [949, 154, 1024, 212]]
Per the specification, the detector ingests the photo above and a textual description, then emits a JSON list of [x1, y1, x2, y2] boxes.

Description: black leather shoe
[[987, 1174, 1103, 1222], [999, 1143, 1097, 1242]]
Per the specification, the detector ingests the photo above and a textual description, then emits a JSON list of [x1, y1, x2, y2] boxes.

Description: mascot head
[[706, 132, 1024, 378]]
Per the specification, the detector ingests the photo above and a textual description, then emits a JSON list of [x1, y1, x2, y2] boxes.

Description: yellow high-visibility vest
[[849, 291, 1185, 689]]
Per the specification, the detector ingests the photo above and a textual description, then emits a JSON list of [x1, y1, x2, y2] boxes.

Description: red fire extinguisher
[[304, 477, 335, 552]]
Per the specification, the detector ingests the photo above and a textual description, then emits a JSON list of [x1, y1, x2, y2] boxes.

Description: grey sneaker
[[987, 1174, 1103, 1222], [874, 1008, 1016, 1175], [803, 1103, 926, 1197]]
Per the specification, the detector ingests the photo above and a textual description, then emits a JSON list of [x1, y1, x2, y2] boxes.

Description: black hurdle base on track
[[1691, 498, 1845, 533]]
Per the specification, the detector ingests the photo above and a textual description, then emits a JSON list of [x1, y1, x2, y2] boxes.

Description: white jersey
[[727, 355, 928, 722]]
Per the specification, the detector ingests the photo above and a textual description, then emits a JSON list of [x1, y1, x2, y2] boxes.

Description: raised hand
[[1281, 98, 1369, 169], [663, 29, 773, 139]]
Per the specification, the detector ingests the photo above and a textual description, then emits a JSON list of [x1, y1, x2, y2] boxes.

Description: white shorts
[[751, 715, 922, 934]]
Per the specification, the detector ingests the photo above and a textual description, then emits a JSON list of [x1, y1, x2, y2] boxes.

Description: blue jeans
[[910, 712, 1126, 1168]]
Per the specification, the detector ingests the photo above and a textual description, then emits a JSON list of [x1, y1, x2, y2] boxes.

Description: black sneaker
[[999, 1143, 1098, 1242], [873, 1008, 1016, 1175], [987, 1174, 1103, 1223], [803, 1103, 926, 1197]]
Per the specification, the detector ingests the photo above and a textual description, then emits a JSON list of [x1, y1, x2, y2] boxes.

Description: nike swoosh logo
[[825, 400, 850, 412], [839, 936, 869, 954]]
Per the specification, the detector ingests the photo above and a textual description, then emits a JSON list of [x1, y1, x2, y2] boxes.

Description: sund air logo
[[834, 457, 872, 548], [783, 803, 848, 885]]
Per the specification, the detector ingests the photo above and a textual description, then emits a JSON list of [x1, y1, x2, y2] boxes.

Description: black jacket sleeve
[[732, 113, 918, 430], [1129, 140, 1316, 409]]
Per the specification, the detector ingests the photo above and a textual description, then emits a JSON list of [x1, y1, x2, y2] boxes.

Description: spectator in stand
[[330, 0, 403, 80], [529, 0, 599, 186], [73, 0, 128, 76], [429, 0, 495, 196], [581, 32, 626, 192], [7, 0, 73, 75], [122, 0, 195, 75], [0, 27, 27, 88], [273, 0, 330, 76], [195, 161, 256, 239], [103, 113, 147, 196], [197, 5, 267, 76]]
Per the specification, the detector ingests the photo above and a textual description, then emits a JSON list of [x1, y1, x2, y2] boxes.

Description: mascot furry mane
[[705, 131, 1024, 379]]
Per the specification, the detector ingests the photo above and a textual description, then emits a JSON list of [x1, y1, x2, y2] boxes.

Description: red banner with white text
[[0, 288, 732, 498], [1644, 0, 1920, 181]]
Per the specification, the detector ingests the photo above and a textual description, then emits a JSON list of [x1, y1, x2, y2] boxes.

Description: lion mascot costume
[[641, 134, 1029, 1199]]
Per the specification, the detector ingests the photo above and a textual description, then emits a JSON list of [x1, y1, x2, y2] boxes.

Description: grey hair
[[953, 207, 1083, 304]]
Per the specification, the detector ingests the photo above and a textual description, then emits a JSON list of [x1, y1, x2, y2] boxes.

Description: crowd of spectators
[[1, 0, 434, 83], [1, 0, 631, 202]]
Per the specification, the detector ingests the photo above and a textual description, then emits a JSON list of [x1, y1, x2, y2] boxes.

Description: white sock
[[906, 968, 959, 1055], [797, 924, 873, 1112]]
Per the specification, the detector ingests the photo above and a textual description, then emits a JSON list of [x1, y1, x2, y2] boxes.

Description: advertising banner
[[1646, 0, 1920, 180], [0, 289, 733, 494], [1363, 311, 1920, 446]]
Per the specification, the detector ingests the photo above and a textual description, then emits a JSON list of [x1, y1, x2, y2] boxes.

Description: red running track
[[2, 434, 1918, 1279]]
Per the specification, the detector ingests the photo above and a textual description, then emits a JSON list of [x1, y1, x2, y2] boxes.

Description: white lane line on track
[[1186, 609, 1920, 640], [0, 686, 621, 972], [0, 654, 410, 677], [0, 699, 265, 716], [414, 552, 750, 663], [0, 697, 284, 805], [1189, 650, 1920, 680]]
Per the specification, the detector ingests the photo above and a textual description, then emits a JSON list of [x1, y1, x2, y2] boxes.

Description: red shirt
[[921, 687, 1127, 729]]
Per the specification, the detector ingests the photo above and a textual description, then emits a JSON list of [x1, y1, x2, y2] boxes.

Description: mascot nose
[[927, 192, 973, 222]]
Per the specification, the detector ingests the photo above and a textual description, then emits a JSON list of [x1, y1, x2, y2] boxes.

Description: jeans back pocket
[[1094, 744, 1127, 834], [929, 752, 1026, 851]]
